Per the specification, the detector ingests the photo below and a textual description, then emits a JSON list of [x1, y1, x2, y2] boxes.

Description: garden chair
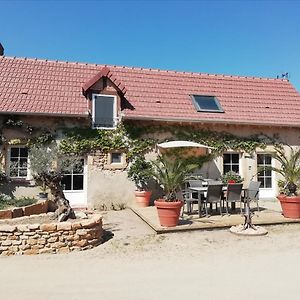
[[203, 184, 224, 216], [224, 183, 243, 214], [179, 190, 201, 217], [244, 181, 261, 212]]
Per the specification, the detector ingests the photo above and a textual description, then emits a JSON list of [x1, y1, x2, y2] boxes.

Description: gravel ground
[[1, 208, 300, 300]]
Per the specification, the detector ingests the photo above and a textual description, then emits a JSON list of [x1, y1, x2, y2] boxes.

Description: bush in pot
[[149, 155, 198, 227], [127, 157, 153, 207], [268, 145, 300, 218]]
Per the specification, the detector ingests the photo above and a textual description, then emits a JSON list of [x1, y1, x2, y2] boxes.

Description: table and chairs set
[[181, 179, 261, 218]]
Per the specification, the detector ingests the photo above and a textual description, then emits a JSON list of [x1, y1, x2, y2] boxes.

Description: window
[[61, 159, 84, 191], [191, 95, 224, 113], [92, 94, 117, 128], [257, 154, 272, 188], [111, 152, 122, 164], [105, 152, 126, 169], [223, 153, 239, 174], [9, 147, 28, 178]]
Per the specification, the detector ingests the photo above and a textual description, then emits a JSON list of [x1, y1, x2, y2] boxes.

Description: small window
[[92, 94, 117, 129], [223, 153, 239, 174], [105, 152, 126, 169], [191, 95, 224, 113], [9, 147, 28, 178], [111, 152, 122, 164]]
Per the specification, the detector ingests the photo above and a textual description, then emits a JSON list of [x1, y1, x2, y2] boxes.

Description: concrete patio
[[130, 199, 300, 233]]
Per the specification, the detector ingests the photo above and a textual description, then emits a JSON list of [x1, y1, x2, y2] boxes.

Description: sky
[[1, 0, 300, 91]]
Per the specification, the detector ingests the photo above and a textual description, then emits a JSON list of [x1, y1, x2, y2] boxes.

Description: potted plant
[[150, 155, 198, 227], [221, 171, 244, 184], [268, 146, 300, 218], [127, 157, 153, 207], [37, 181, 48, 200]]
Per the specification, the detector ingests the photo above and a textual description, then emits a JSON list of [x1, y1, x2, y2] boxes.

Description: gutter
[[123, 115, 300, 128]]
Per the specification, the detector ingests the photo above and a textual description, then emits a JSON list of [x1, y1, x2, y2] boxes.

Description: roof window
[[191, 95, 224, 113]]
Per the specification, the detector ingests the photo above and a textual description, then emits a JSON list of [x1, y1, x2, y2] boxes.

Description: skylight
[[191, 95, 224, 113]]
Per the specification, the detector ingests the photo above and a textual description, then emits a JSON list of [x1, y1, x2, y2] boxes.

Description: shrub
[[14, 197, 38, 207]]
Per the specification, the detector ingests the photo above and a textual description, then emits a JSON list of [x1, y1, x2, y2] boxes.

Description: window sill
[[104, 163, 127, 170]]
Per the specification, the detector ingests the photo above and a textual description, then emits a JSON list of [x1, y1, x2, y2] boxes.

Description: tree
[[29, 143, 76, 221]]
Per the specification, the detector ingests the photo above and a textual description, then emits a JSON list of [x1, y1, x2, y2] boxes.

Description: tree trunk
[[41, 172, 76, 222]]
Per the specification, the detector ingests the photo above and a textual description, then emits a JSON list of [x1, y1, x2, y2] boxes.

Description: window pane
[[61, 175, 72, 190], [20, 148, 28, 157], [232, 154, 239, 164], [94, 95, 115, 127], [265, 169, 271, 176], [257, 154, 263, 165], [224, 165, 231, 174], [192, 95, 223, 112], [258, 177, 265, 188], [265, 155, 272, 165], [232, 165, 239, 173], [19, 169, 27, 177], [111, 153, 122, 163], [10, 148, 19, 157], [265, 177, 272, 188], [223, 154, 230, 164], [73, 175, 83, 190]]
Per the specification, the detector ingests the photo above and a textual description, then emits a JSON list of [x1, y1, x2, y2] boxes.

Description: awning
[[157, 140, 213, 149]]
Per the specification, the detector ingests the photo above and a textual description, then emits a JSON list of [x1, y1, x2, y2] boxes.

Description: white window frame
[[222, 152, 241, 175], [61, 158, 85, 192], [92, 93, 117, 129], [256, 153, 273, 189], [7, 145, 31, 180]]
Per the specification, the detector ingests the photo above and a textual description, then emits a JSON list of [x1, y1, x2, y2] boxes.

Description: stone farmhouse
[[0, 47, 300, 208]]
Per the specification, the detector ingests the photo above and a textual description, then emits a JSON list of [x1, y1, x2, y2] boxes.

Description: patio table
[[188, 186, 248, 217]]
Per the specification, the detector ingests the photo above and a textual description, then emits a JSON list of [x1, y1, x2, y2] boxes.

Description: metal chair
[[224, 183, 243, 214], [244, 181, 261, 212], [179, 190, 202, 217], [203, 184, 224, 216]]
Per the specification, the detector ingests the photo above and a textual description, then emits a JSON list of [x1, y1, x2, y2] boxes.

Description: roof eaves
[[123, 115, 300, 128]]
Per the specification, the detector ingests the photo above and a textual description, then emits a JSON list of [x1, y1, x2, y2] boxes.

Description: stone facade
[[0, 214, 103, 256]]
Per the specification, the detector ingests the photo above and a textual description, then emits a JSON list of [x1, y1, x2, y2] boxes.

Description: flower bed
[[0, 213, 103, 256]]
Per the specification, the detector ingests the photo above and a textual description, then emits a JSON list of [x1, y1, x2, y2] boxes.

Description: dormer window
[[191, 95, 224, 113], [92, 94, 117, 129]]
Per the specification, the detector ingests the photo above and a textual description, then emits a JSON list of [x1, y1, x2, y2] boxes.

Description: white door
[[257, 154, 276, 198], [62, 159, 87, 207]]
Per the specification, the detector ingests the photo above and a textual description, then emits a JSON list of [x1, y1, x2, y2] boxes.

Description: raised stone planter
[[0, 200, 48, 220], [0, 214, 103, 256]]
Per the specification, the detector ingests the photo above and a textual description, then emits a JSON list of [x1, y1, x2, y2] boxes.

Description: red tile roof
[[0, 55, 299, 126]]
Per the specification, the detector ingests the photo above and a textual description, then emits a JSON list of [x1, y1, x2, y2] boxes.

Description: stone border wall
[[0, 200, 48, 220], [0, 214, 103, 256]]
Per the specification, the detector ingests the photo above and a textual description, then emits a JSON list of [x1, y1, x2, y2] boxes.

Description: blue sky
[[1, 0, 300, 91]]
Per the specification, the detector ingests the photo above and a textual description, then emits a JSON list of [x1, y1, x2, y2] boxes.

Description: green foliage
[[149, 155, 198, 201], [59, 123, 156, 159], [127, 156, 153, 190], [0, 193, 14, 210], [14, 197, 38, 207], [221, 171, 244, 183], [0, 194, 37, 210], [268, 145, 300, 195]]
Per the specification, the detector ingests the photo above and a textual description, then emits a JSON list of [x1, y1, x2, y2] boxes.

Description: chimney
[[0, 43, 4, 56]]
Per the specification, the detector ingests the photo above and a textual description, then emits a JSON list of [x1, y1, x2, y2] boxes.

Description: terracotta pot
[[135, 191, 152, 207], [277, 194, 300, 218], [154, 199, 183, 227]]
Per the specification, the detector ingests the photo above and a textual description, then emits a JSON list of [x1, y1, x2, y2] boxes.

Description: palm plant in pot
[[127, 157, 153, 207], [149, 155, 198, 227], [268, 145, 300, 218]]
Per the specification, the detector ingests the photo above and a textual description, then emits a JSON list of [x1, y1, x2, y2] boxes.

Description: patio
[[130, 199, 300, 234]]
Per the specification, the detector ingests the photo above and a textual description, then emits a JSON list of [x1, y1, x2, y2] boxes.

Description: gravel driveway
[[1, 209, 300, 300]]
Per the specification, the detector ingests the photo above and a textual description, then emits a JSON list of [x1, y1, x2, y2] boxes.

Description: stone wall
[[0, 214, 103, 256]]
